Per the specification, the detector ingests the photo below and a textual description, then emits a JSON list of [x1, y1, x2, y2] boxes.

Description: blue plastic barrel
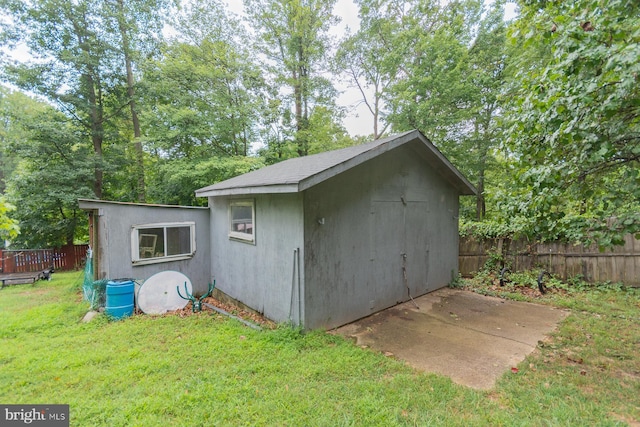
[[105, 280, 135, 320]]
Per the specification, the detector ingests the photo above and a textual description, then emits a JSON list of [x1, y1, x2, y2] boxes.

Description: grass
[[1, 271, 639, 426]]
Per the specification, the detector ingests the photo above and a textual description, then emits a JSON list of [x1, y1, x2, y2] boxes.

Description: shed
[[196, 130, 476, 329], [78, 199, 211, 295]]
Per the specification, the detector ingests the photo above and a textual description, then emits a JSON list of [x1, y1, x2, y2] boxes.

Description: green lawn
[[1, 271, 639, 426]]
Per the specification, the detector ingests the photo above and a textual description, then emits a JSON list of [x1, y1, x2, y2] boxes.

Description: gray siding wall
[[304, 142, 460, 329], [80, 201, 211, 295], [209, 193, 304, 324]]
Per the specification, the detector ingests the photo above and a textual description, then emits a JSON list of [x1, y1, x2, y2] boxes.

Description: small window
[[131, 222, 195, 265], [229, 200, 255, 242]]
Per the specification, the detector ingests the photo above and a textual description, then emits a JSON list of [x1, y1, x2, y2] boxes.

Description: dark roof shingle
[[195, 130, 476, 197]]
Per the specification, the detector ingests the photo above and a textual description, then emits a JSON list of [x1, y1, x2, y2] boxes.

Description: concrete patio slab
[[334, 288, 569, 390]]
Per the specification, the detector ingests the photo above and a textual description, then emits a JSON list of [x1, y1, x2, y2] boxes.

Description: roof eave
[[195, 183, 300, 198], [78, 198, 208, 210], [411, 132, 478, 196], [459, 186, 477, 196]]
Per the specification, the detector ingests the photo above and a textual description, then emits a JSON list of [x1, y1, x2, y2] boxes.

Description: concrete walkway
[[334, 288, 569, 390]]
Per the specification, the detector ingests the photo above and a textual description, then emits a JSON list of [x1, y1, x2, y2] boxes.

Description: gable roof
[[195, 130, 476, 197]]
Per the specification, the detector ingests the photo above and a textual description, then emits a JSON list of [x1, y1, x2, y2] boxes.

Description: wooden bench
[[0, 269, 54, 289]]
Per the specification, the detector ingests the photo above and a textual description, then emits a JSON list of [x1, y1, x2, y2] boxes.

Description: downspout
[[297, 247, 302, 328], [289, 247, 302, 327]]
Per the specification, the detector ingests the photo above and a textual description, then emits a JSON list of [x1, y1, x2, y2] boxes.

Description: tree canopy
[[0, 0, 637, 248], [498, 0, 640, 245]]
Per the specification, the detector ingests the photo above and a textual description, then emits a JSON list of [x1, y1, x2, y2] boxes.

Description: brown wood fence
[[459, 234, 640, 287], [0, 244, 89, 274]]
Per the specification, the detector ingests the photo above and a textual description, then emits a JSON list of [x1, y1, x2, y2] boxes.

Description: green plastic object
[[177, 281, 216, 312], [82, 248, 108, 310]]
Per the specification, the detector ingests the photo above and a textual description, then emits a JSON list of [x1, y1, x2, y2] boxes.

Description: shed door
[[404, 201, 431, 295], [370, 201, 405, 305], [370, 199, 430, 306]]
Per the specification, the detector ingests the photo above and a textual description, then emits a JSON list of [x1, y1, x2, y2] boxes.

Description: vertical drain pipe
[[297, 248, 302, 328], [289, 248, 302, 327], [289, 248, 297, 324]]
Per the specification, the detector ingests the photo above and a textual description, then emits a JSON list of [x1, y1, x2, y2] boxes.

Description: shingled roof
[[195, 130, 476, 197]]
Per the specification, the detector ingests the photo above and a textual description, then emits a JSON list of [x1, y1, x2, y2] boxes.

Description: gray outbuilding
[[196, 130, 476, 330], [78, 199, 211, 295]]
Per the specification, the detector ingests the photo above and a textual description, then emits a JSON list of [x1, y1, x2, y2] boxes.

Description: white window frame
[[131, 221, 196, 265], [229, 199, 255, 243]]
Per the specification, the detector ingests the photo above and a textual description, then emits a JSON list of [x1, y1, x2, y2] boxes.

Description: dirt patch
[[169, 297, 276, 328], [611, 414, 640, 427]]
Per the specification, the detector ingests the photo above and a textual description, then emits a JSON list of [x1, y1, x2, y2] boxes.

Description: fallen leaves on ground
[[172, 296, 276, 328]]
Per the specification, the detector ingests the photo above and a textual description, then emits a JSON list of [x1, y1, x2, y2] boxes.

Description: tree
[[0, 89, 93, 247], [142, 2, 265, 159], [344, 0, 459, 140], [0, 0, 171, 201], [244, 0, 340, 156], [1, 0, 113, 198], [304, 106, 353, 154], [503, 0, 640, 245], [146, 157, 265, 206], [140, 0, 269, 203], [379, 0, 483, 140], [105, 0, 173, 202], [353, 0, 506, 220], [335, 23, 394, 139], [0, 196, 19, 244], [462, 2, 508, 220], [0, 87, 24, 191]]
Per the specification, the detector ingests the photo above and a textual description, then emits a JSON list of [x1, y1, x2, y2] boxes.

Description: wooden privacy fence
[[459, 234, 640, 287], [0, 244, 89, 274]]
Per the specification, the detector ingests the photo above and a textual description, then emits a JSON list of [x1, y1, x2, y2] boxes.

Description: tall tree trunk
[[294, 72, 306, 156], [116, 0, 145, 202], [72, 19, 104, 199], [373, 98, 379, 139], [294, 39, 309, 157], [86, 73, 104, 199], [474, 121, 487, 220]]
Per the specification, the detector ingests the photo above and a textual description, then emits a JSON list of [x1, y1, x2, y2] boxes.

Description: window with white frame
[[229, 200, 255, 242], [131, 222, 196, 264]]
